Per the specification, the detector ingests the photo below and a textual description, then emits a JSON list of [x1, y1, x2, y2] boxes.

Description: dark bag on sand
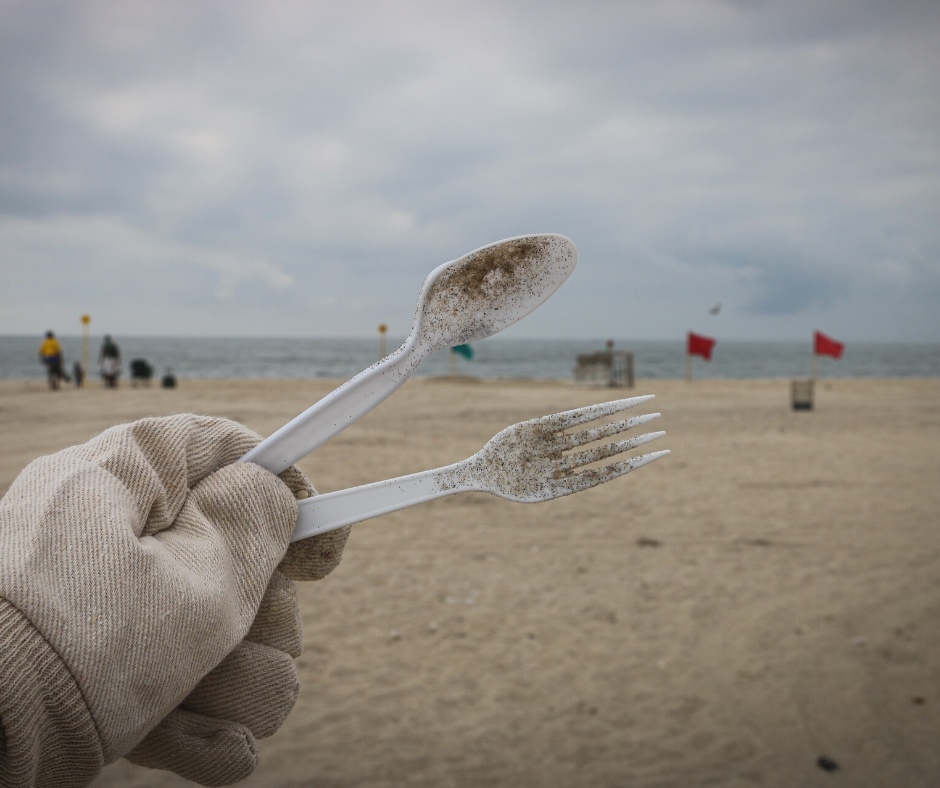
[[130, 359, 153, 382]]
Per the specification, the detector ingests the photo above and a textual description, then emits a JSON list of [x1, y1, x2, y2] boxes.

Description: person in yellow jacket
[[38, 331, 64, 390]]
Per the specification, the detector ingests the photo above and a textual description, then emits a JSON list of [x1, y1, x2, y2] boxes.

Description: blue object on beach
[[451, 344, 474, 360]]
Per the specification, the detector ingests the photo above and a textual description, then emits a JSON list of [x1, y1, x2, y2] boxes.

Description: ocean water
[[3, 335, 939, 383]]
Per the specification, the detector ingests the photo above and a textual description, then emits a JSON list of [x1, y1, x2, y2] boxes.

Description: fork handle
[[291, 460, 478, 541], [240, 340, 424, 474]]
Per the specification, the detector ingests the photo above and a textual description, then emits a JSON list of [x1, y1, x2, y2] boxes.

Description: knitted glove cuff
[[0, 599, 103, 788]]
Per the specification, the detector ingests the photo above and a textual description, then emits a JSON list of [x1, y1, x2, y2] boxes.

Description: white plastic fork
[[292, 394, 669, 541]]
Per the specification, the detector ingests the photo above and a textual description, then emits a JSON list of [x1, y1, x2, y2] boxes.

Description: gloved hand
[[0, 415, 350, 788]]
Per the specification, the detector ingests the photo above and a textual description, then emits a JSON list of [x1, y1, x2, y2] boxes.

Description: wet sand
[[1, 376, 938, 787]]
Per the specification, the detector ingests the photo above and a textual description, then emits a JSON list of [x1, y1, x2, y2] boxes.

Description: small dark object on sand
[[912, 696, 926, 705], [130, 359, 153, 386], [817, 756, 839, 772], [161, 369, 177, 389], [792, 379, 814, 411], [636, 537, 661, 548]]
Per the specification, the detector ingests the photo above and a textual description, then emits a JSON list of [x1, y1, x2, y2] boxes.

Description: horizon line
[[2, 333, 939, 346]]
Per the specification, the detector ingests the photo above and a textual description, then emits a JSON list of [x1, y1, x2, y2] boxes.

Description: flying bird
[[709, 303, 722, 315]]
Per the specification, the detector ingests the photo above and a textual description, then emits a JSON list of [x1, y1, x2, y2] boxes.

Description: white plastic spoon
[[241, 234, 577, 474]]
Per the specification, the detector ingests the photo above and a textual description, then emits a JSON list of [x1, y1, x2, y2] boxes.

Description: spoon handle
[[240, 341, 422, 474]]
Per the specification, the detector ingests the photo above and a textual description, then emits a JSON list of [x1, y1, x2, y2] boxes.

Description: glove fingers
[[278, 524, 351, 581], [157, 462, 298, 634], [126, 707, 258, 787], [98, 415, 264, 535], [182, 640, 299, 740], [276, 463, 316, 498], [268, 447, 351, 583], [247, 570, 302, 657]]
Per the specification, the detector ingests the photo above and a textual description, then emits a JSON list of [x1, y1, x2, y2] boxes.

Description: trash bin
[[791, 379, 814, 411]]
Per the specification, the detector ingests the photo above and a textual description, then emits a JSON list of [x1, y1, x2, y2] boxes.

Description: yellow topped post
[[378, 324, 388, 360], [80, 314, 91, 387]]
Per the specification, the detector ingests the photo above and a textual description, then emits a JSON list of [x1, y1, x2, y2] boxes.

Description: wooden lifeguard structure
[[574, 348, 634, 388]]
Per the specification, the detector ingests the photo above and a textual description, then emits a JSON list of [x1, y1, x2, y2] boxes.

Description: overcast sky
[[1, 0, 938, 342]]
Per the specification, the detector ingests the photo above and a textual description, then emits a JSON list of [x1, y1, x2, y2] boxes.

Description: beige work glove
[[0, 415, 350, 788]]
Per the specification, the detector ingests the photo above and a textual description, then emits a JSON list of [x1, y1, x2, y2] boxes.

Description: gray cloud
[[1, 0, 938, 341]]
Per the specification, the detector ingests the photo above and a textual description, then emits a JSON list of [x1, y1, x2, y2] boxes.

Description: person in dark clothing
[[98, 335, 121, 388]]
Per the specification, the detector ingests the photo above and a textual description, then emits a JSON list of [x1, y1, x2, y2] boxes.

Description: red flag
[[687, 332, 716, 361], [814, 330, 844, 359]]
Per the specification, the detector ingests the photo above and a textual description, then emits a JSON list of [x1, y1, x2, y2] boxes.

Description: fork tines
[[552, 396, 669, 489], [547, 394, 656, 430]]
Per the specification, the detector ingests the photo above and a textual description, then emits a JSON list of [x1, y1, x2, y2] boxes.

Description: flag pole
[[378, 324, 387, 360], [80, 314, 91, 388], [811, 352, 819, 380], [685, 353, 692, 382]]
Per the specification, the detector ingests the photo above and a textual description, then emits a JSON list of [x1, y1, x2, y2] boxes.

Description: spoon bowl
[[414, 234, 577, 352]]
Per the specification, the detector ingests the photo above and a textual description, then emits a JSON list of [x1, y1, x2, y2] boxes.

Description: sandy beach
[[1, 376, 937, 788]]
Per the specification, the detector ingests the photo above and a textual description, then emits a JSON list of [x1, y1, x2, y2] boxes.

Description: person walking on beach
[[98, 334, 121, 388], [38, 331, 65, 390]]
